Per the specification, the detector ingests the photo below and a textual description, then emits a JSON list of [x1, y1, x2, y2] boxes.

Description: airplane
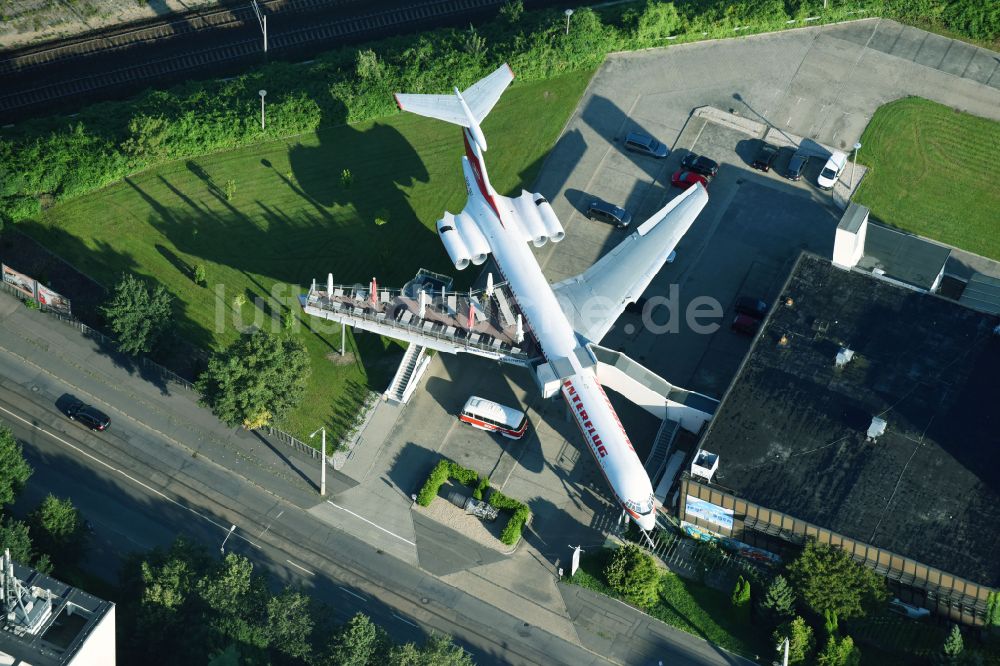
[[309, 63, 709, 532]]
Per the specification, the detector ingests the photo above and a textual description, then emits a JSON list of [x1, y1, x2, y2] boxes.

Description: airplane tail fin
[[394, 63, 514, 151]]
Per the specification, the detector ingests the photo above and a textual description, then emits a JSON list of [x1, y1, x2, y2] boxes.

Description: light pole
[[258, 89, 267, 130], [220, 524, 236, 555], [564, 9, 573, 35], [310, 426, 327, 496], [849, 141, 862, 193], [250, 0, 267, 52]]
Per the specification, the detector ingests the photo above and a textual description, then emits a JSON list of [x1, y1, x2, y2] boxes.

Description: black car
[[751, 142, 779, 172], [784, 152, 810, 181], [680, 154, 719, 178], [735, 296, 769, 319], [624, 132, 668, 158], [587, 200, 633, 230], [67, 402, 111, 431]]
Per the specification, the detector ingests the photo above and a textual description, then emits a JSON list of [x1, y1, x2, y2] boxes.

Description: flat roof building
[[679, 253, 999, 624], [0, 551, 115, 665]]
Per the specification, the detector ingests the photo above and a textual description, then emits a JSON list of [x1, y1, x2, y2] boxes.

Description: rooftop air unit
[[835, 348, 855, 368], [691, 450, 720, 483], [867, 417, 887, 442]]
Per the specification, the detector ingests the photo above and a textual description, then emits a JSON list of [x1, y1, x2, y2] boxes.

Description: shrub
[[193, 264, 207, 287], [731, 575, 751, 624], [224, 179, 236, 201], [500, 505, 529, 545], [417, 459, 450, 506], [603, 542, 659, 606], [0, 195, 40, 225], [447, 462, 479, 488], [341, 168, 353, 188]]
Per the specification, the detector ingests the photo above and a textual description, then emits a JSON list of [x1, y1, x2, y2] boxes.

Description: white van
[[817, 151, 848, 190]]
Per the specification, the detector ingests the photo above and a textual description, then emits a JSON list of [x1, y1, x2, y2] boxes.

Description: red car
[[671, 170, 709, 190]]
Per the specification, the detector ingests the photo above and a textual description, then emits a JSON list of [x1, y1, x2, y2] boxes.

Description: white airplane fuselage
[[460, 131, 657, 530]]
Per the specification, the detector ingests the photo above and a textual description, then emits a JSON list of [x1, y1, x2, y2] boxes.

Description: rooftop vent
[[867, 417, 887, 442], [835, 348, 855, 368], [691, 450, 719, 483]]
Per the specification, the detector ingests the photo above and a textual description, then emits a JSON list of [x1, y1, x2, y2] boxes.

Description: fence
[[2, 280, 325, 465]]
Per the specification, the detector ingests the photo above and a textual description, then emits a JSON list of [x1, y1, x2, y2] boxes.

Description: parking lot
[[312, 17, 1000, 643]]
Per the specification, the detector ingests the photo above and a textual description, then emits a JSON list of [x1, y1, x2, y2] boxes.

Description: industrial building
[[678, 252, 999, 625], [0, 551, 115, 665]]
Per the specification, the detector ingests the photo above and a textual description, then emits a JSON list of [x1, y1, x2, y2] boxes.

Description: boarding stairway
[[385, 343, 429, 404], [645, 418, 681, 482], [300, 269, 539, 366]]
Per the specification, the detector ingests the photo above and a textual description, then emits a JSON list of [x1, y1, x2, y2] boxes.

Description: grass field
[[22, 69, 595, 441], [853, 97, 1000, 261], [568, 550, 765, 659]]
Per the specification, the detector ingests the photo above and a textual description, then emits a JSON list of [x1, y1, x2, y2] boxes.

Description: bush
[[472, 475, 489, 500], [0, 195, 40, 225], [731, 575, 751, 624], [193, 264, 207, 287], [417, 459, 450, 506], [603, 542, 660, 606], [500, 505, 529, 545], [447, 462, 479, 488]]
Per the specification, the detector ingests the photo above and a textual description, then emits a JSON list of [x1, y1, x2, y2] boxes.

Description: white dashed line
[[285, 559, 315, 576]]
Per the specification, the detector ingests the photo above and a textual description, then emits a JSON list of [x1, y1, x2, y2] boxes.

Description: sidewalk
[[0, 290, 349, 508]]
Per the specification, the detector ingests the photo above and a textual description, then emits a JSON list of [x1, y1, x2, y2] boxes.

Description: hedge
[[2, 0, 996, 225], [416, 457, 530, 545]]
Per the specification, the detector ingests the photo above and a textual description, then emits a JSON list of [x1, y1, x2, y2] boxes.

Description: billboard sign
[[2, 264, 35, 299], [685, 495, 734, 530], [36, 284, 71, 317], [681, 521, 782, 566]]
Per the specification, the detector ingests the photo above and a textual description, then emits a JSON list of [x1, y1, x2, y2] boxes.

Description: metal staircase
[[386, 343, 428, 404], [644, 418, 680, 484]]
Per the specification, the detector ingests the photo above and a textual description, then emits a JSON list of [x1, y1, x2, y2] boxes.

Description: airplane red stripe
[[462, 131, 504, 224]]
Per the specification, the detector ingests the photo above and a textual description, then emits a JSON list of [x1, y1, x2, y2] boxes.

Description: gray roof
[[960, 273, 1000, 316], [856, 223, 951, 290], [699, 254, 1000, 586], [839, 201, 867, 234]]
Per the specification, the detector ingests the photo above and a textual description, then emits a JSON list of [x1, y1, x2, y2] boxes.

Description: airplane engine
[[437, 215, 472, 270], [533, 194, 565, 243], [514, 190, 548, 247], [454, 212, 491, 266]]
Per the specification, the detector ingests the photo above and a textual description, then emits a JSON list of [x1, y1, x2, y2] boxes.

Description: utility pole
[[251, 0, 267, 52], [258, 89, 267, 130], [310, 427, 327, 496]]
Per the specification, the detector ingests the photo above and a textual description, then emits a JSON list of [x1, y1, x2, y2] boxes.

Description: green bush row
[[416, 456, 530, 545], [2, 0, 995, 225]]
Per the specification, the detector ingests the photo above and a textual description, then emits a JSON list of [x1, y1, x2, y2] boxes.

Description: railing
[[304, 288, 536, 363]]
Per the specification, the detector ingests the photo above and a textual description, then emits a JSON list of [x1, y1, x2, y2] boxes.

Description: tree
[[986, 591, 1000, 627], [196, 329, 310, 429], [390, 634, 473, 666], [0, 423, 31, 507], [325, 613, 390, 666], [266, 589, 313, 661], [772, 616, 815, 665], [0, 518, 51, 573], [604, 542, 660, 606], [941, 624, 964, 663], [786, 540, 887, 621], [817, 635, 861, 666], [731, 575, 751, 624], [759, 574, 796, 624], [29, 494, 85, 567], [197, 553, 269, 651], [101, 274, 173, 355]]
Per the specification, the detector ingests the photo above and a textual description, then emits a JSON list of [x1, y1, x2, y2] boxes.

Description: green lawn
[[22, 69, 595, 441], [853, 97, 1000, 260], [567, 550, 766, 659]]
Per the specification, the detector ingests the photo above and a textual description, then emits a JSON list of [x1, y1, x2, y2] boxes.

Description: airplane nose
[[638, 513, 656, 531]]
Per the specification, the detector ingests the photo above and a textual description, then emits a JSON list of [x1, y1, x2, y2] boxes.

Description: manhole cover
[[31, 386, 39, 392], [420, 597, 429, 605]]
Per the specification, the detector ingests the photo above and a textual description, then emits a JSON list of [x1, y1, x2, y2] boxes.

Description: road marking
[[326, 501, 415, 546], [392, 613, 419, 628], [258, 510, 284, 539], [285, 559, 314, 576], [0, 404, 262, 551], [338, 586, 367, 602]]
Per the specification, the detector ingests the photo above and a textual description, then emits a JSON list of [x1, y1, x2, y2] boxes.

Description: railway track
[[0, 0, 505, 120]]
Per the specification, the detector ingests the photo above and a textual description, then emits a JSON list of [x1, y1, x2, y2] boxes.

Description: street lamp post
[[849, 141, 862, 193], [258, 89, 267, 130], [250, 0, 267, 52], [310, 427, 327, 496], [220, 524, 236, 555], [564, 9, 573, 35]]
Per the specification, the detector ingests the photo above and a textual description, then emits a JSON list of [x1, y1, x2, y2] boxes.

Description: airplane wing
[[462, 63, 515, 122], [552, 184, 709, 344], [393, 93, 470, 127]]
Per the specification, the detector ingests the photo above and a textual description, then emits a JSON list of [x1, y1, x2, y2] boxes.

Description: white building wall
[[832, 209, 869, 269], [69, 604, 115, 666]]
